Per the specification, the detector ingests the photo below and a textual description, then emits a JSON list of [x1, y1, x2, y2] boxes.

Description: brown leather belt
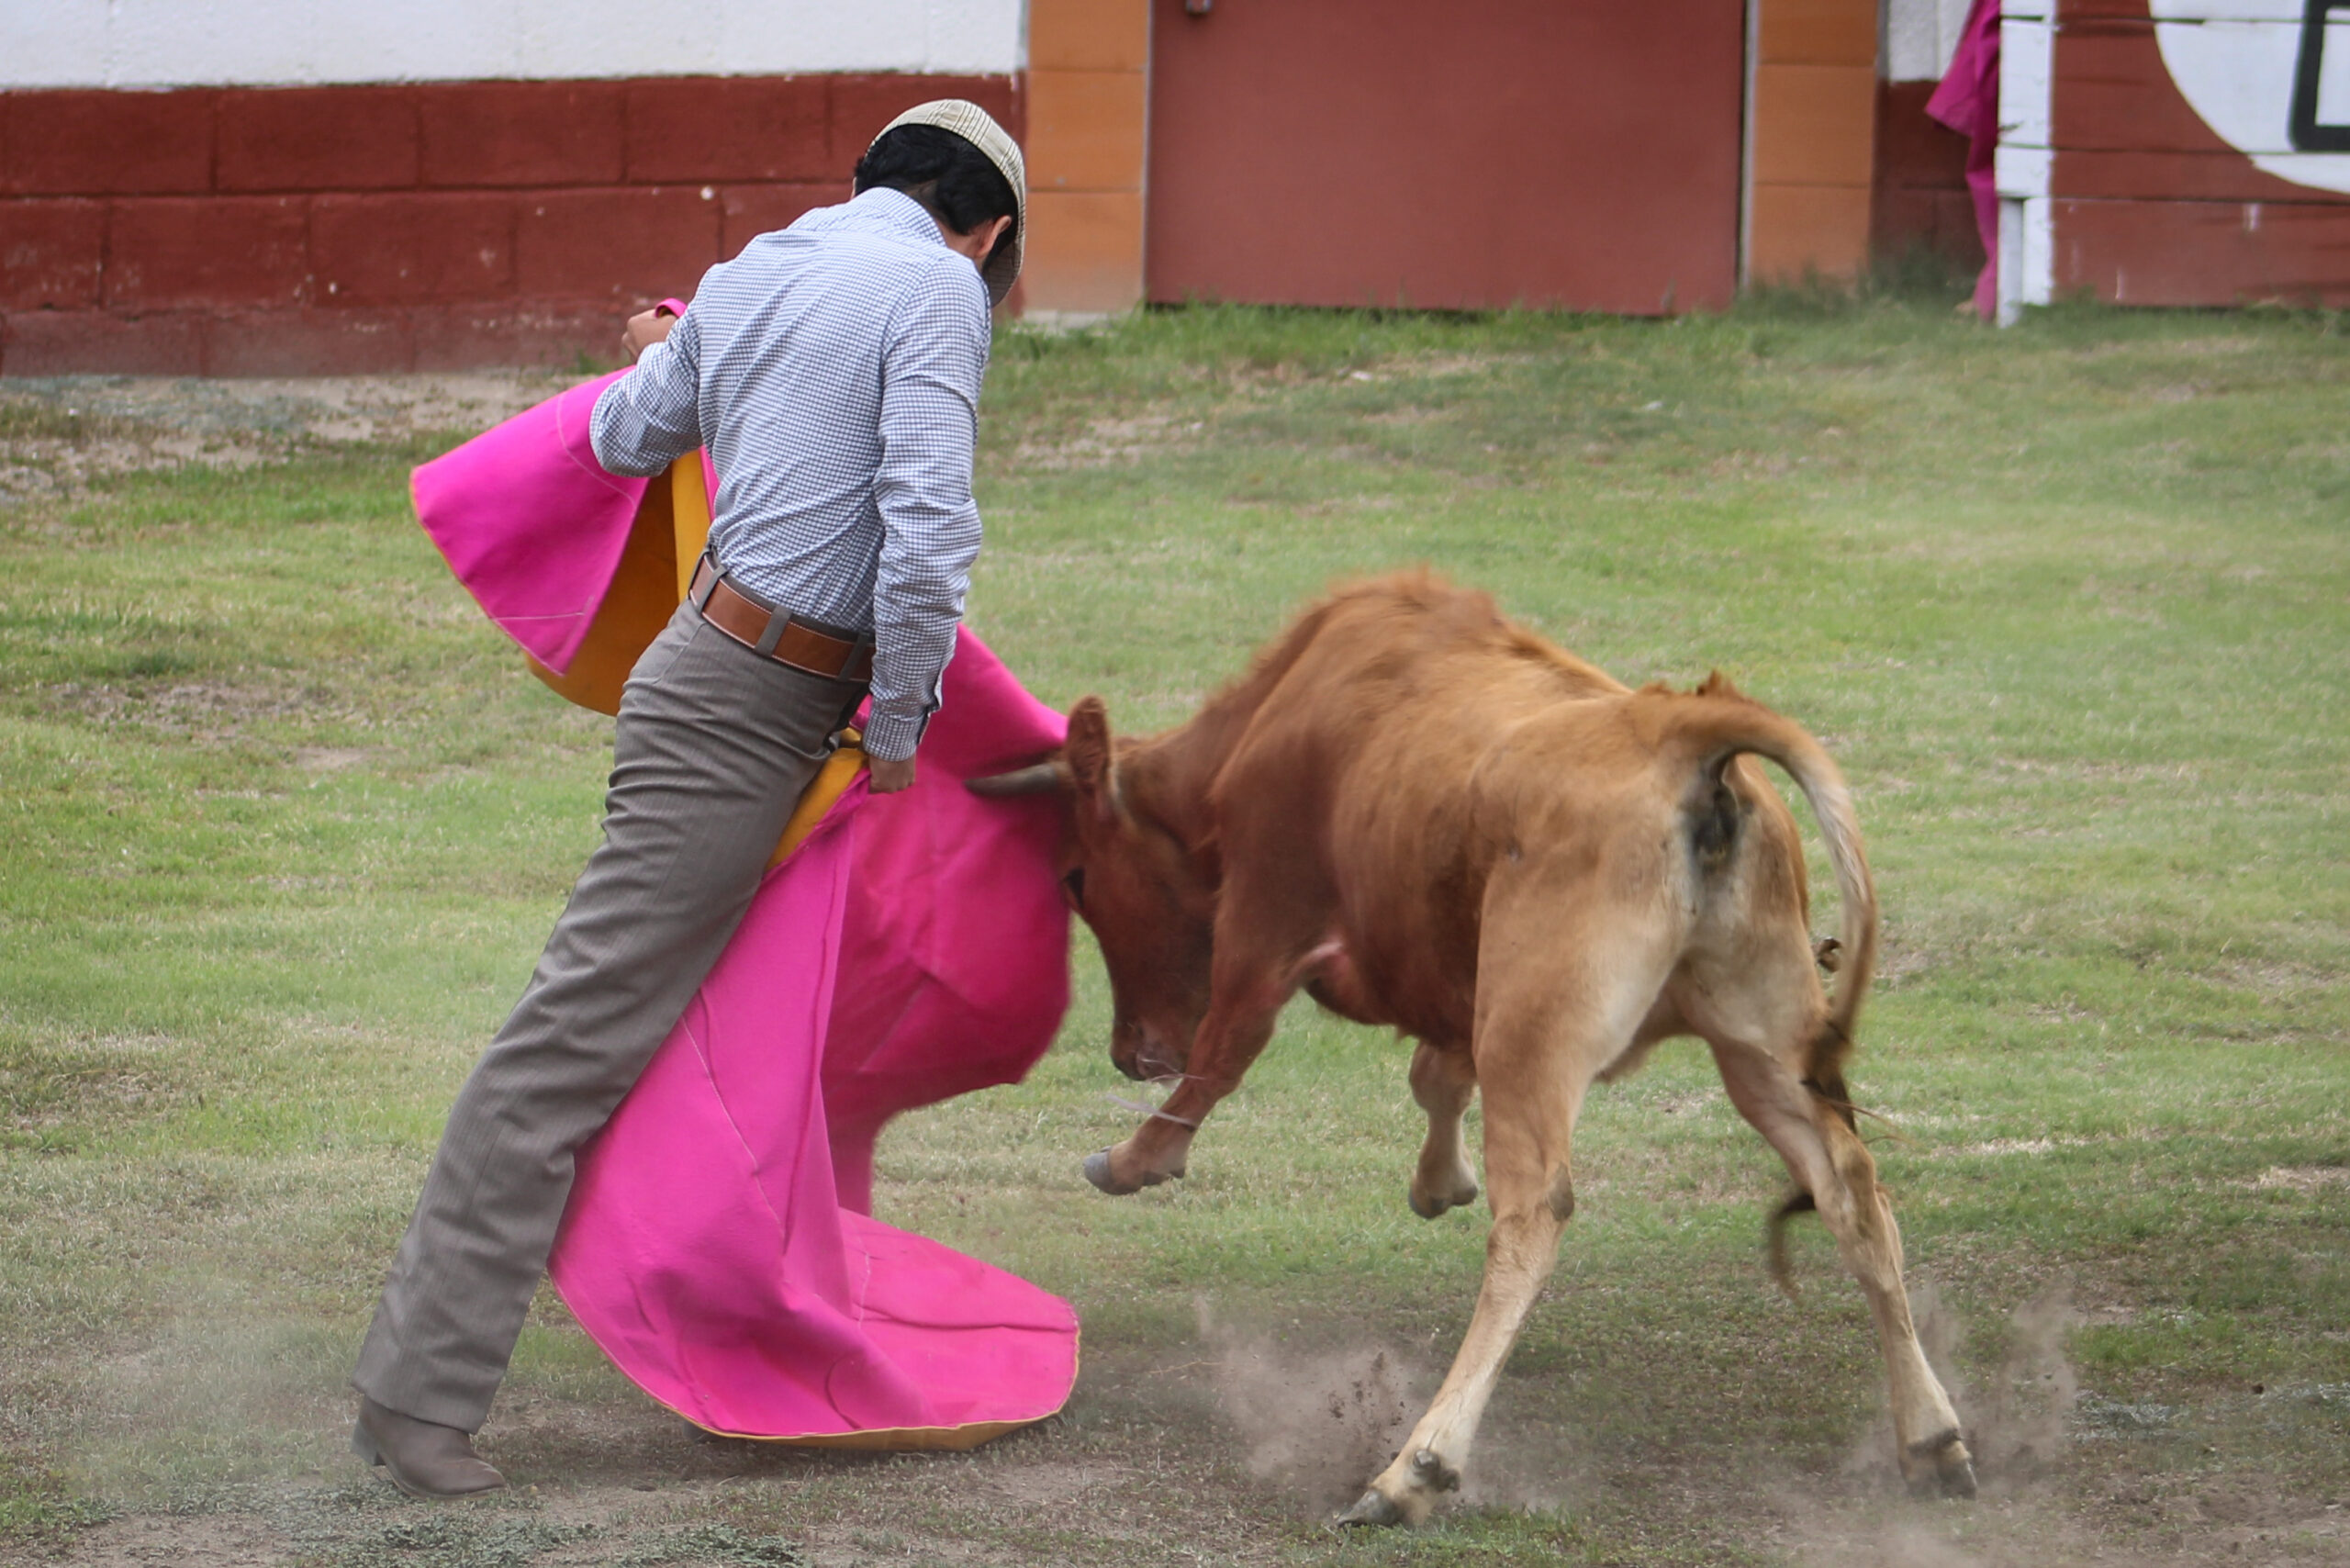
[[688, 555, 875, 684]]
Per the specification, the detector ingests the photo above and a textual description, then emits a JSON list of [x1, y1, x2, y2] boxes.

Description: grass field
[[1, 295, 2345, 1567]]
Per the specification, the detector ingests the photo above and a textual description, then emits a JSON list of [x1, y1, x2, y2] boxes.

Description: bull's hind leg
[[1708, 1039, 1976, 1498], [1408, 1042, 1480, 1219]]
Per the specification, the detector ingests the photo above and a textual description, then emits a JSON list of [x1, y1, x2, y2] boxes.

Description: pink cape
[[412, 374, 1079, 1443], [412, 370, 641, 675]]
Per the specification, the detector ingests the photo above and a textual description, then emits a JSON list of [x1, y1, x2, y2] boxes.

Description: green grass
[[2, 296, 2346, 1566]]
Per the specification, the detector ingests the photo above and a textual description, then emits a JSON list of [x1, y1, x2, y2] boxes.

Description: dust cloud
[[1795, 1520, 1992, 1568], [1194, 1298, 1427, 1515], [1793, 1284, 2115, 1568], [1193, 1282, 2089, 1529], [1971, 1286, 2082, 1483], [83, 1282, 352, 1491], [1897, 1280, 2081, 1492]]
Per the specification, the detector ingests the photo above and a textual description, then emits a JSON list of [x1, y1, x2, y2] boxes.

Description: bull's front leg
[[1338, 936, 1636, 1529], [1337, 1112, 1573, 1525], [1084, 966, 1290, 1196]]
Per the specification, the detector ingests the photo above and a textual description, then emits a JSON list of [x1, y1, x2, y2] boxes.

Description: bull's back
[[1217, 580, 1630, 1040]]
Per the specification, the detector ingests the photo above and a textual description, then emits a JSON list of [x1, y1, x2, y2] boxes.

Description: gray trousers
[[354, 601, 866, 1430]]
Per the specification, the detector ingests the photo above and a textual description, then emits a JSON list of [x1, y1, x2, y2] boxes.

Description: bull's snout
[[1109, 1028, 1147, 1081], [1110, 1019, 1183, 1083]]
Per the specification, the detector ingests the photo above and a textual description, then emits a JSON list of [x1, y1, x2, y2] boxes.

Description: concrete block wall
[[1872, 81, 1982, 272], [0, 0, 1026, 375], [1021, 0, 1148, 318], [2, 1, 1022, 89], [6, 0, 2111, 369]]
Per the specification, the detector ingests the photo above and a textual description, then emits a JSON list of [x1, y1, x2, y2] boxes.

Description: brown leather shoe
[[351, 1396, 506, 1498]]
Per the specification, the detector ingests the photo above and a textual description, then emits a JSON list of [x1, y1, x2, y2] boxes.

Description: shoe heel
[[351, 1424, 383, 1466]]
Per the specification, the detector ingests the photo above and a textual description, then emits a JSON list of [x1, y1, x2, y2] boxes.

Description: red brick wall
[[0, 73, 1021, 376]]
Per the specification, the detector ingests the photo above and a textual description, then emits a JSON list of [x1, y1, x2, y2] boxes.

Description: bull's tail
[[1659, 674, 1877, 1105], [1658, 676, 1879, 1294]]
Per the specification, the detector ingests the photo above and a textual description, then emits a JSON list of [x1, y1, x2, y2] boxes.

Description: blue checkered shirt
[[588, 188, 991, 761]]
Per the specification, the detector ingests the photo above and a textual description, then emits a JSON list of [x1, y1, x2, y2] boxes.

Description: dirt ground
[[17, 1321, 2350, 1568]]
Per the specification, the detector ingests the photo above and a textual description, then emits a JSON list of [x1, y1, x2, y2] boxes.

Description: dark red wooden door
[[1145, 0, 1747, 313]]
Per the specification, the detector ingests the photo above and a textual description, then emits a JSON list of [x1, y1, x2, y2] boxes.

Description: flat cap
[[873, 99, 1026, 307]]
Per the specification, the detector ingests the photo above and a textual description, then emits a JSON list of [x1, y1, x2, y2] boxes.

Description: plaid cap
[[871, 99, 1027, 307]]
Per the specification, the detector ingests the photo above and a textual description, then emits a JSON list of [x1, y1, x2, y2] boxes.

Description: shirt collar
[[852, 186, 950, 249]]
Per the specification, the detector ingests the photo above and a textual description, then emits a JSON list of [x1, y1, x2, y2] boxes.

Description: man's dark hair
[[854, 124, 1017, 260]]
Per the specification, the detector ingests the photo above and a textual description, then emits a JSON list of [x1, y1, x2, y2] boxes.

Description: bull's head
[[968, 696, 1217, 1084]]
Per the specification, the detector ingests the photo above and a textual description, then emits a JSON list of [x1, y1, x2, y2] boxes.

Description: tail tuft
[[1766, 1190, 1817, 1296]]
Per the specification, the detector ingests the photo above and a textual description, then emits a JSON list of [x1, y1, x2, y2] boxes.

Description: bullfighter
[[349, 100, 1025, 1496]]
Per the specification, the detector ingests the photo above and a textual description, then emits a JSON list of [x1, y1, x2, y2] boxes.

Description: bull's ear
[[1065, 696, 1118, 822]]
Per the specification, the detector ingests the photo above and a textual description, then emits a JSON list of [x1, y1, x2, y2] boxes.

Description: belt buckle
[[689, 551, 725, 614]]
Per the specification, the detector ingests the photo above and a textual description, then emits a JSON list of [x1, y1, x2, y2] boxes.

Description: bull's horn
[[965, 762, 1067, 798]]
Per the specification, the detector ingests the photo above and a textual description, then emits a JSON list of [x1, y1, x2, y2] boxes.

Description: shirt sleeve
[[863, 262, 990, 762], [588, 308, 704, 477]]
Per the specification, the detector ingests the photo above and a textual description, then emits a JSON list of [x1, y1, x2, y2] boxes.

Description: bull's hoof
[[1081, 1149, 1129, 1194], [1904, 1432, 1977, 1500], [1081, 1148, 1181, 1195], [1407, 1182, 1477, 1220], [1334, 1489, 1404, 1529]]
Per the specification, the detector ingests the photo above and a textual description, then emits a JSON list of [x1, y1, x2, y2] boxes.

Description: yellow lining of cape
[[663, 1328, 1079, 1451]]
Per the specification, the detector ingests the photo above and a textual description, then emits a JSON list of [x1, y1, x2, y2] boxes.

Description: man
[[350, 101, 1024, 1497]]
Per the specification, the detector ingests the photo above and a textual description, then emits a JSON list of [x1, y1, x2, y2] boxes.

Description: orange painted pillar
[[1746, 0, 1880, 284], [1020, 0, 1151, 317]]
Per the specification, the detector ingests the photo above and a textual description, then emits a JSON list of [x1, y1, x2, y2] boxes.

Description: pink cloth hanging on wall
[[1928, 0, 2003, 320], [410, 371, 1078, 1444]]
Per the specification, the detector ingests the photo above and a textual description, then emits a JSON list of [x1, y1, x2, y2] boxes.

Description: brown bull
[[971, 573, 1974, 1524]]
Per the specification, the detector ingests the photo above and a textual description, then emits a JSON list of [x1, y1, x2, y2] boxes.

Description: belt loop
[[689, 550, 720, 613], [754, 609, 792, 659]]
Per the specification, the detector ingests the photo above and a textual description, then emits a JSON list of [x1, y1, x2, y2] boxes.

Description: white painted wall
[[0, 0, 1025, 88], [2154, 0, 2350, 195], [1883, 0, 1976, 83]]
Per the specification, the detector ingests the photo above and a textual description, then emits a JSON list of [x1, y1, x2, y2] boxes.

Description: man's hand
[[621, 308, 677, 363], [867, 754, 916, 794]]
